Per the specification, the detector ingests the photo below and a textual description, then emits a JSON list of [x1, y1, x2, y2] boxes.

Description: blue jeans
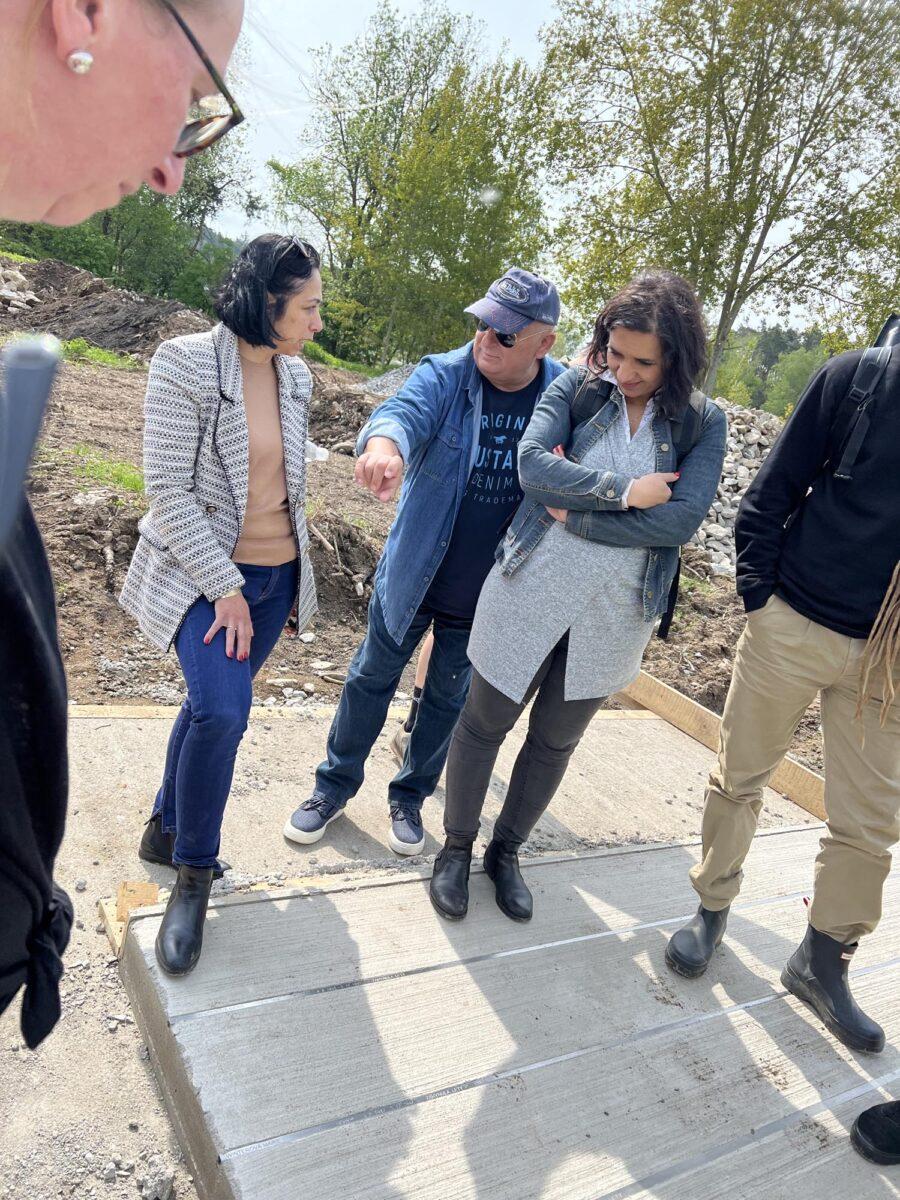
[[315, 590, 473, 811], [152, 560, 299, 868]]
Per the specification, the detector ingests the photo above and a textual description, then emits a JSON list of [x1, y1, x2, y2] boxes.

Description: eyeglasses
[[475, 319, 545, 350], [159, 0, 245, 158]]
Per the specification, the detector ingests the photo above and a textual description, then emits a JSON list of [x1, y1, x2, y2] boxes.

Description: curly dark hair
[[215, 233, 321, 348], [586, 270, 708, 419]]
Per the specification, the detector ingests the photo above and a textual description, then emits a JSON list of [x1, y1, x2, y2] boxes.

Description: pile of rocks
[[691, 400, 784, 577], [0, 263, 41, 315]]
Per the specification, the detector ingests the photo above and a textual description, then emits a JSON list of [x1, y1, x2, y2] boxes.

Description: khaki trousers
[[690, 595, 900, 944]]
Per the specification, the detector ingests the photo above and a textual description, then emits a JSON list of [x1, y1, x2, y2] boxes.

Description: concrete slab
[[67, 706, 817, 884], [120, 827, 900, 1200]]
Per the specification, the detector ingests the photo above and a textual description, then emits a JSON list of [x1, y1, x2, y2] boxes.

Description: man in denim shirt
[[284, 269, 563, 854]]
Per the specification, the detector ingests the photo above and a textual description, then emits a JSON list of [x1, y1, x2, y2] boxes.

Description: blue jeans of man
[[315, 590, 472, 812], [152, 560, 299, 868]]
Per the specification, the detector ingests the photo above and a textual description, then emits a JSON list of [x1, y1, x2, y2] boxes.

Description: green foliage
[[0, 248, 38, 264], [542, 0, 900, 392], [61, 338, 143, 371], [763, 346, 827, 416], [70, 444, 144, 493], [715, 332, 760, 407], [269, 2, 547, 365], [301, 340, 381, 377], [0, 136, 256, 313]]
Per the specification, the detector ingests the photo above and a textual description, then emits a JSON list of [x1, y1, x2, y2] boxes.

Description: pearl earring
[[67, 50, 94, 75]]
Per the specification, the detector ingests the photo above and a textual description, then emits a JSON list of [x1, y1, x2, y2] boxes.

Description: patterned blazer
[[120, 323, 318, 651]]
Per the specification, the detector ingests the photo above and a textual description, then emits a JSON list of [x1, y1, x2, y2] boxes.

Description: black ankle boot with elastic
[[851, 1100, 900, 1165], [430, 841, 472, 921], [781, 924, 885, 1053], [665, 904, 729, 978], [139, 813, 228, 880], [155, 865, 214, 976], [483, 839, 532, 922]]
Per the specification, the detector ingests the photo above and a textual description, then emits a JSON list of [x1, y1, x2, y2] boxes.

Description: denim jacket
[[356, 342, 565, 643], [496, 366, 728, 624]]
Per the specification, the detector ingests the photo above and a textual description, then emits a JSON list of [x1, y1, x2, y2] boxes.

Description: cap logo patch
[[495, 278, 528, 303]]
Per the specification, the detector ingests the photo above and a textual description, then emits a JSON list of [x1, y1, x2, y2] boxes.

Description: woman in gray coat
[[120, 234, 321, 975], [430, 271, 728, 922]]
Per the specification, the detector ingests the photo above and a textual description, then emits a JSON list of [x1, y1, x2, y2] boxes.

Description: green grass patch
[[303, 340, 382, 378], [71, 443, 144, 493], [62, 337, 143, 371], [0, 247, 38, 264]]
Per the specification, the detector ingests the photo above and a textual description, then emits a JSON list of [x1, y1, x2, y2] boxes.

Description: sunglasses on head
[[158, 0, 245, 159], [475, 319, 545, 349]]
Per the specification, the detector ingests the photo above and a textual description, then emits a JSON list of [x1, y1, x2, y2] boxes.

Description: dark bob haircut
[[215, 233, 321, 348], [587, 270, 708, 420]]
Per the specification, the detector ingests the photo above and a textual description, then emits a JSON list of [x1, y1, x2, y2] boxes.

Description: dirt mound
[[304, 362, 379, 451], [2, 256, 211, 359]]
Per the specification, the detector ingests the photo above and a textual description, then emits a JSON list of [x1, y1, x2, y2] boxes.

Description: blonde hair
[[856, 560, 900, 729]]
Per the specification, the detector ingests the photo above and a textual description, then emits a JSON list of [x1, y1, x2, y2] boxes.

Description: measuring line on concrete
[[171, 887, 812, 1026], [219, 955, 900, 1163], [592, 1065, 900, 1200]]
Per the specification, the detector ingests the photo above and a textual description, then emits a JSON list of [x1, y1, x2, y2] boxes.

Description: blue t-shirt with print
[[424, 371, 542, 619]]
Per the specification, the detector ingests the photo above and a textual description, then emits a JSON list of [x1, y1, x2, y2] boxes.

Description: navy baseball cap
[[464, 267, 561, 335]]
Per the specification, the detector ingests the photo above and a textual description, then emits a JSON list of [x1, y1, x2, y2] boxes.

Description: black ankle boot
[[430, 842, 472, 921], [781, 925, 885, 1053], [665, 904, 729, 978], [483, 839, 532, 922], [155, 865, 214, 976], [139, 813, 228, 880], [851, 1100, 900, 1165]]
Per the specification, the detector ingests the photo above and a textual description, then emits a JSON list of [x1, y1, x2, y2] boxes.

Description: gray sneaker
[[283, 794, 345, 845], [388, 806, 425, 856], [389, 724, 410, 767]]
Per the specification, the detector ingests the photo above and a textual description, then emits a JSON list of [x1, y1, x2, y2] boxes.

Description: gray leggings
[[443, 635, 605, 848]]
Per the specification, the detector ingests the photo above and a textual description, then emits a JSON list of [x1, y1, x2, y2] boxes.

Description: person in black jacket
[[665, 343, 900, 1058], [0, 0, 245, 1047]]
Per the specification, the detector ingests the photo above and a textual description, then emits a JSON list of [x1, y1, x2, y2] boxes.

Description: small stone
[[299, 632, 315, 644], [75, 879, 87, 893], [128, 1121, 139, 1132], [102, 1163, 116, 1183], [310, 660, 336, 671]]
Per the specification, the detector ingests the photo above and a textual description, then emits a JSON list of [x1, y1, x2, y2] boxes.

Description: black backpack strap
[[833, 346, 892, 481], [669, 389, 706, 466], [657, 390, 707, 640], [570, 369, 614, 427]]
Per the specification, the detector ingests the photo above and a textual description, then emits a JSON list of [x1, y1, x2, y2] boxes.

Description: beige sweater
[[232, 356, 296, 566]]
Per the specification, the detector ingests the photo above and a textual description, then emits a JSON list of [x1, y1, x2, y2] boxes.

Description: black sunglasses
[[159, 0, 245, 158], [475, 318, 543, 350]]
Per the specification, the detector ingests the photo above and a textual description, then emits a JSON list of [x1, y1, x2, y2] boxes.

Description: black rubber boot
[[665, 904, 729, 978], [483, 839, 533, 922], [429, 842, 472, 921], [139, 813, 228, 880], [781, 924, 885, 1053], [851, 1100, 900, 1165], [155, 865, 214, 976]]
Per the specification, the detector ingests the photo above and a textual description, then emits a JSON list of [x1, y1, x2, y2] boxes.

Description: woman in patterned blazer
[[120, 233, 321, 975]]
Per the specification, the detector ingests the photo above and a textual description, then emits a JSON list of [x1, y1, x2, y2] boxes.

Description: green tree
[[0, 135, 256, 312], [269, 2, 547, 364], [715, 330, 760, 407], [763, 345, 826, 415], [542, 0, 900, 393]]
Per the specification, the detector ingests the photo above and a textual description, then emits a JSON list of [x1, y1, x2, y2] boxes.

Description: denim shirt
[[496, 366, 728, 624], [356, 342, 566, 643]]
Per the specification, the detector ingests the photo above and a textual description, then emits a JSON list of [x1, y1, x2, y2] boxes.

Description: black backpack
[[567, 371, 707, 639]]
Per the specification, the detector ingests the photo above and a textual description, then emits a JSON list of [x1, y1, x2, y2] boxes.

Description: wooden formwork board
[[624, 671, 826, 821], [119, 826, 900, 1200]]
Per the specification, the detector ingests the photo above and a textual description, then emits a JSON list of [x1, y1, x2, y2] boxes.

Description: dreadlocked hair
[[856, 559, 900, 729]]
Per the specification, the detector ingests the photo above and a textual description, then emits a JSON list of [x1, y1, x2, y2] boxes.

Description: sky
[[217, 0, 551, 243]]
